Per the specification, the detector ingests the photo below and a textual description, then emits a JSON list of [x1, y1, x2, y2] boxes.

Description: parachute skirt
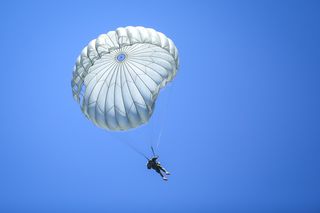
[[71, 26, 179, 131]]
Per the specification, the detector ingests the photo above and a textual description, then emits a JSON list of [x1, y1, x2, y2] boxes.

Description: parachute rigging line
[[156, 129, 163, 149], [155, 85, 174, 149], [120, 138, 149, 160], [151, 146, 156, 157]]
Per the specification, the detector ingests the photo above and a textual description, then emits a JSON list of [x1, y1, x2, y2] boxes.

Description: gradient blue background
[[1, 0, 320, 212]]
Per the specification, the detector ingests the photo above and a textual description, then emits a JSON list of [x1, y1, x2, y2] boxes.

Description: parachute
[[71, 26, 179, 131]]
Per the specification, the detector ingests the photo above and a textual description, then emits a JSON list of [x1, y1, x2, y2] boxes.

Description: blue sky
[[1, 0, 320, 212]]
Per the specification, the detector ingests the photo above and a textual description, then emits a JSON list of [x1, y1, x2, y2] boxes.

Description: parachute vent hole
[[116, 53, 126, 62]]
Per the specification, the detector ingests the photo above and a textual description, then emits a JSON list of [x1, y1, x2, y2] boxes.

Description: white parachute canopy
[[71, 26, 179, 131]]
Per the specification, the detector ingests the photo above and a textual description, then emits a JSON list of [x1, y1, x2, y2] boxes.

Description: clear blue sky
[[1, 0, 320, 212]]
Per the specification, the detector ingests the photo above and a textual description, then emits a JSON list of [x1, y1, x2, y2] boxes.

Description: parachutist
[[147, 156, 170, 181]]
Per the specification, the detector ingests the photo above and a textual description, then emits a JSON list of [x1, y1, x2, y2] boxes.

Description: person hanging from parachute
[[71, 26, 179, 180], [146, 147, 170, 181]]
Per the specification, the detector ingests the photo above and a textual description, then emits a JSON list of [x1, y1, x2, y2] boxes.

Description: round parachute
[[71, 26, 179, 131]]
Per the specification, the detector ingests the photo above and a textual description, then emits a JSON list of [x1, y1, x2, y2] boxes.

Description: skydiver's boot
[[163, 177, 168, 181]]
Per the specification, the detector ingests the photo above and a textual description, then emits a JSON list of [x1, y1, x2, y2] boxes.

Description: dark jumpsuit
[[147, 157, 167, 178]]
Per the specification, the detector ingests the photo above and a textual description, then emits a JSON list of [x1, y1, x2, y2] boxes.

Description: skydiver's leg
[[156, 168, 167, 181], [155, 168, 163, 177], [159, 166, 170, 175]]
